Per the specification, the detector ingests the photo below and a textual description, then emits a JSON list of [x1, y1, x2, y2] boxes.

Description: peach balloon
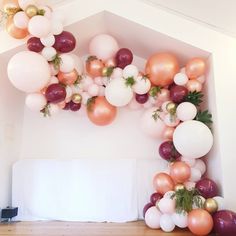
[[162, 127, 175, 140], [57, 69, 78, 85], [105, 58, 116, 67], [87, 96, 117, 126], [157, 88, 170, 102], [86, 57, 104, 77], [170, 161, 191, 183], [145, 53, 179, 87], [6, 17, 28, 39], [186, 58, 206, 79], [188, 209, 213, 236], [186, 79, 202, 92], [153, 173, 174, 195]]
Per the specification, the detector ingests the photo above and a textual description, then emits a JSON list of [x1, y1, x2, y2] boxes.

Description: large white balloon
[[70, 54, 84, 74], [145, 206, 162, 229], [123, 65, 139, 79], [8, 51, 50, 93], [160, 214, 175, 232], [89, 34, 119, 61], [28, 16, 51, 38], [172, 212, 188, 228], [25, 93, 47, 112], [105, 78, 133, 107], [140, 107, 166, 138], [173, 120, 213, 159]]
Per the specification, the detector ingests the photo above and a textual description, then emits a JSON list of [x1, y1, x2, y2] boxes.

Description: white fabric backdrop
[[12, 159, 167, 222]]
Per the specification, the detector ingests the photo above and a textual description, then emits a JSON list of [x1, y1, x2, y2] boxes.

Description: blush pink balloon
[[145, 206, 162, 229], [13, 11, 29, 29], [162, 127, 175, 140], [186, 79, 202, 92], [158, 198, 176, 214], [87, 83, 99, 96], [157, 88, 170, 102], [163, 114, 180, 127]]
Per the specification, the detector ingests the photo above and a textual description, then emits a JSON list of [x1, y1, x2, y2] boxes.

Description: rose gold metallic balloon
[[186, 79, 202, 92], [186, 58, 206, 79], [57, 69, 78, 85], [86, 57, 104, 78], [188, 209, 213, 236], [105, 58, 116, 67], [170, 161, 191, 184], [6, 17, 28, 39], [153, 173, 174, 195], [2, 0, 19, 13], [87, 96, 117, 126], [162, 127, 175, 140], [145, 53, 179, 87]]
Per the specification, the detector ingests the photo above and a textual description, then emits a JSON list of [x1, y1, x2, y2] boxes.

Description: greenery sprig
[[171, 188, 204, 214], [149, 86, 162, 98], [51, 54, 62, 70], [195, 110, 213, 127], [37, 9, 45, 16], [125, 77, 136, 87], [152, 108, 163, 121], [74, 75, 83, 86], [40, 103, 51, 117], [184, 91, 204, 106]]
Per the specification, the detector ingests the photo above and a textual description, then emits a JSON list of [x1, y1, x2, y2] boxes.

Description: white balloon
[[81, 76, 93, 91], [102, 77, 110, 86], [181, 157, 196, 167], [65, 86, 73, 99], [123, 65, 139, 79], [197, 75, 206, 84], [51, 18, 63, 35], [163, 191, 175, 199], [111, 68, 123, 79], [13, 11, 29, 29], [158, 198, 175, 214], [40, 34, 55, 47], [48, 76, 59, 85], [194, 159, 206, 175], [25, 93, 47, 112], [184, 181, 196, 190], [172, 212, 188, 228], [174, 73, 188, 86], [160, 214, 175, 232], [8, 51, 50, 93], [176, 102, 197, 121], [18, 0, 36, 9], [94, 77, 103, 86], [189, 168, 202, 182], [105, 78, 133, 107], [133, 76, 151, 94], [145, 206, 162, 229], [88, 84, 99, 96], [98, 86, 105, 96], [70, 54, 84, 74], [173, 120, 213, 159], [213, 196, 225, 211], [140, 107, 166, 138], [81, 92, 91, 105], [28, 16, 51, 38], [59, 54, 75, 73], [49, 103, 60, 116], [41, 47, 57, 61]]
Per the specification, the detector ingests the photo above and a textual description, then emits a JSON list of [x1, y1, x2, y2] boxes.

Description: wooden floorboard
[[0, 221, 195, 236]]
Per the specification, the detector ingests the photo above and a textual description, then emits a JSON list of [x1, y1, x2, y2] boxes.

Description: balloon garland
[[1, 0, 236, 235]]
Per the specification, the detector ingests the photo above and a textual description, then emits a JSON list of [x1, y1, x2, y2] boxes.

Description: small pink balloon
[[186, 79, 202, 92], [13, 11, 29, 29], [94, 77, 103, 86], [49, 63, 59, 76], [157, 88, 170, 102], [111, 68, 123, 79], [81, 76, 93, 91], [196, 75, 206, 84], [106, 58, 116, 67], [145, 206, 162, 229], [184, 181, 196, 190], [163, 114, 180, 127], [88, 83, 99, 96], [89, 34, 119, 61], [162, 127, 175, 140], [158, 198, 176, 214], [25, 93, 47, 112]]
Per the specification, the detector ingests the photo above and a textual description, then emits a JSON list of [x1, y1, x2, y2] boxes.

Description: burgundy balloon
[[69, 101, 81, 111], [143, 202, 154, 218], [159, 141, 181, 161], [115, 48, 133, 69], [53, 31, 76, 53], [170, 85, 188, 103], [196, 178, 218, 199], [213, 210, 236, 236], [63, 102, 70, 110], [135, 93, 149, 104], [45, 84, 66, 104], [27, 37, 44, 52], [150, 192, 162, 205]]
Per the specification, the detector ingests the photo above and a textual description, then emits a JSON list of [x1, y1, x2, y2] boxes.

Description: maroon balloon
[[135, 93, 149, 104], [69, 101, 81, 111], [27, 37, 44, 52], [150, 192, 162, 205], [45, 84, 66, 104], [115, 48, 133, 69], [196, 178, 218, 199], [143, 202, 154, 218], [159, 141, 181, 161], [213, 210, 236, 236], [53, 31, 76, 53], [63, 102, 71, 110], [170, 85, 188, 103]]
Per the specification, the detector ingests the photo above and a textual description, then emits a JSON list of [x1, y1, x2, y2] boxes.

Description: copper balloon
[[186, 58, 206, 79], [145, 53, 179, 86], [153, 173, 174, 195], [57, 69, 78, 85], [204, 198, 218, 214], [86, 57, 104, 78], [87, 96, 117, 126], [186, 79, 202, 92], [162, 127, 175, 140], [188, 209, 213, 236], [170, 161, 191, 184], [6, 17, 28, 39]]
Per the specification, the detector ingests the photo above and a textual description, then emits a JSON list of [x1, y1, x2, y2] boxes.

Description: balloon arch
[[1, 0, 236, 235]]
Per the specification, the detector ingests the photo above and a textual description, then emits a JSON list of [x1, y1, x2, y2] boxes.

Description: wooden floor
[[0, 221, 195, 236]]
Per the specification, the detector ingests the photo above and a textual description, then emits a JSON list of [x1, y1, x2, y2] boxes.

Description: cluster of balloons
[[3, 1, 236, 235]]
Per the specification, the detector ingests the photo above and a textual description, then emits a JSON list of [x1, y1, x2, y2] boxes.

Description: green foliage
[[74, 75, 83, 86], [41, 104, 51, 117], [152, 108, 163, 121], [184, 91, 204, 106], [37, 9, 45, 16], [195, 110, 213, 126], [104, 67, 114, 77], [51, 54, 62, 70], [171, 188, 204, 214], [149, 86, 162, 98], [125, 77, 136, 87]]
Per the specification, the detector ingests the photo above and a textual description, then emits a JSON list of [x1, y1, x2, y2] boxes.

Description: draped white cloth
[[12, 158, 167, 222]]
